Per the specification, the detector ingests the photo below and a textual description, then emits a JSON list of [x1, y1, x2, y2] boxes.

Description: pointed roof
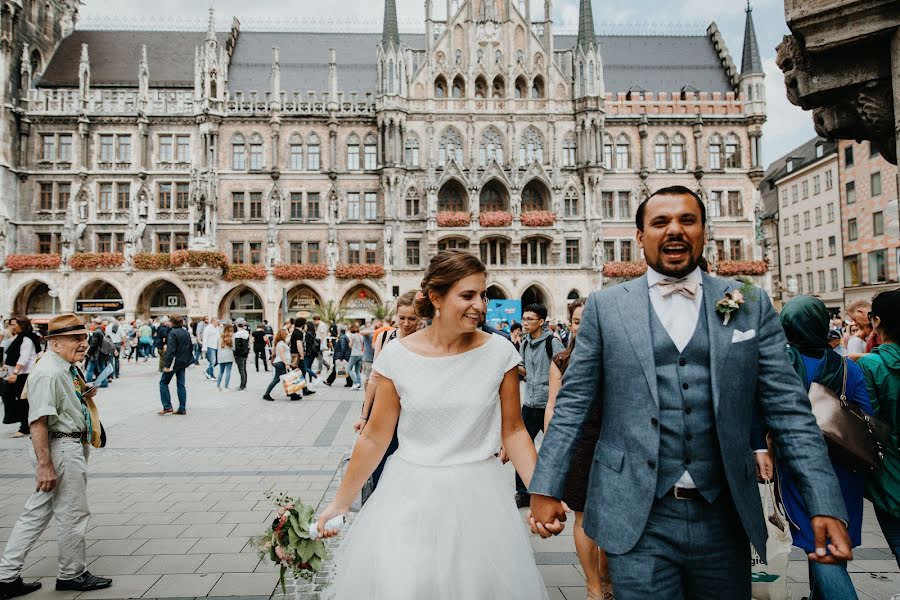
[[382, 0, 400, 48], [740, 2, 762, 75], [577, 0, 595, 50]]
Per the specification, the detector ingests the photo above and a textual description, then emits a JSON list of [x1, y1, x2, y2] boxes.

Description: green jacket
[[860, 343, 900, 517]]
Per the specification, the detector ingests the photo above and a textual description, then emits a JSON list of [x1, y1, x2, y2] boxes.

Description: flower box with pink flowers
[[479, 211, 513, 227], [521, 210, 556, 227], [133, 253, 173, 270], [335, 263, 386, 280], [5, 254, 61, 271], [68, 252, 125, 270], [602, 261, 648, 279], [171, 250, 228, 270], [715, 260, 769, 277], [437, 211, 471, 227], [224, 264, 267, 281], [273, 264, 329, 280]]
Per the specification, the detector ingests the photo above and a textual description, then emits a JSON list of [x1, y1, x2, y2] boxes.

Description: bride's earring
[[435, 307, 441, 319]]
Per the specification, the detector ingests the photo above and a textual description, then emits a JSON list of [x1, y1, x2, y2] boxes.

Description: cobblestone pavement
[[1, 359, 898, 600]]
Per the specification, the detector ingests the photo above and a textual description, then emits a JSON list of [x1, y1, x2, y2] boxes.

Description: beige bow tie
[[657, 278, 699, 299]]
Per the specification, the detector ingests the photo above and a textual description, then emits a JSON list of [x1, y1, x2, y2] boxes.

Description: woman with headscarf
[[753, 296, 871, 600], [2, 316, 43, 437]]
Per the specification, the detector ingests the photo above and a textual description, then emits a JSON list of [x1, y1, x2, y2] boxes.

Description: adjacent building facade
[[839, 139, 900, 305], [0, 0, 767, 324]]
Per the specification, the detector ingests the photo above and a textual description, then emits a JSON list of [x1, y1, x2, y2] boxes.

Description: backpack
[[100, 334, 115, 357]]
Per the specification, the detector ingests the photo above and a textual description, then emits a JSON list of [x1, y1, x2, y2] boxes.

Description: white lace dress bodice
[[372, 332, 521, 466]]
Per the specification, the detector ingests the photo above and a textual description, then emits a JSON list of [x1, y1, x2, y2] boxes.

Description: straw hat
[[45, 313, 89, 337]]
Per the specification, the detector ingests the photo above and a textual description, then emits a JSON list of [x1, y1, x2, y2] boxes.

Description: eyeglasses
[[521, 317, 542, 322]]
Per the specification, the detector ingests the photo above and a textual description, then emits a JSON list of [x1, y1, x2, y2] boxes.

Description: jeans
[[255, 348, 269, 371], [875, 506, 900, 568], [347, 355, 363, 386], [85, 357, 109, 388], [159, 368, 187, 412], [0, 439, 90, 582], [517, 405, 546, 494], [303, 356, 318, 382], [205, 348, 218, 378], [111, 353, 120, 378], [807, 560, 859, 600], [217, 362, 233, 389], [193, 344, 202, 365], [138, 342, 152, 360], [235, 356, 248, 389], [264, 362, 287, 398]]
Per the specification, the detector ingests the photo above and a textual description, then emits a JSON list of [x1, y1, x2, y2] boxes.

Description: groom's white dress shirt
[[647, 265, 704, 490]]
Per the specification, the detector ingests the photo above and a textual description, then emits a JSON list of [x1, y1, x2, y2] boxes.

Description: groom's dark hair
[[635, 185, 706, 231]]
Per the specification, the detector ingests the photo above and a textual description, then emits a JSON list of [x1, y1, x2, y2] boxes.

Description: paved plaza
[[1, 360, 898, 600]]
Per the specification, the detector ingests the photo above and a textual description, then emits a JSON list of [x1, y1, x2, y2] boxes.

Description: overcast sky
[[79, 0, 813, 165]]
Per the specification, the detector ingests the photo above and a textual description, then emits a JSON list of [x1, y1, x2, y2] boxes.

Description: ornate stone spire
[[206, 6, 216, 42], [577, 0, 596, 51], [78, 43, 90, 100], [741, 2, 763, 76], [138, 44, 149, 101], [271, 47, 281, 98], [382, 0, 400, 48]]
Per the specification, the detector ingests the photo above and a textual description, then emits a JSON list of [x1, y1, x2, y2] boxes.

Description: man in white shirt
[[201, 318, 221, 381]]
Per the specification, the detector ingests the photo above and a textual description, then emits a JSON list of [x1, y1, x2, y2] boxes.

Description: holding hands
[[528, 494, 567, 538]]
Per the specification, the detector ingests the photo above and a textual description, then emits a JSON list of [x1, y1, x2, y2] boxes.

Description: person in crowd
[[0, 314, 112, 597], [159, 316, 192, 416], [324, 326, 352, 387], [138, 320, 153, 361], [515, 303, 565, 508], [828, 329, 847, 356], [859, 289, 900, 567], [154, 318, 171, 373], [84, 324, 107, 386], [252, 322, 269, 372], [216, 324, 235, 391], [233, 319, 250, 391], [263, 328, 293, 402], [509, 321, 523, 352], [846, 300, 873, 360], [346, 323, 364, 390], [356, 291, 421, 488], [542, 299, 613, 600], [360, 321, 379, 389], [530, 186, 852, 600], [754, 296, 871, 600], [194, 317, 207, 364], [264, 320, 274, 346], [312, 315, 329, 375], [301, 319, 321, 388], [201, 317, 221, 381], [286, 319, 315, 398], [3, 317, 42, 438], [106, 321, 123, 380]]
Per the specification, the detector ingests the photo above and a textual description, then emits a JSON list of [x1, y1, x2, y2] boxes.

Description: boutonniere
[[715, 279, 755, 326]]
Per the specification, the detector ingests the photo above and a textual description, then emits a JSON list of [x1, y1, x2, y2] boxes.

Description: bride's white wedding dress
[[325, 333, 549, 599]]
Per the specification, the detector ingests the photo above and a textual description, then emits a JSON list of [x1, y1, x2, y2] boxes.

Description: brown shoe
[[157, 409, 174, 415]]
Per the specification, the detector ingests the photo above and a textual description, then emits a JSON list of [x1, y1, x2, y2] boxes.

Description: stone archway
[[136, 279, 188, 320], [486, 284, 508, 300], [282, 284, 323, 322], [219, 286, 265, 327], [13, 281, 56, 317], [340, 285, 383, 322], [74, 280, 125, 317], [521, 283, 548, 311]]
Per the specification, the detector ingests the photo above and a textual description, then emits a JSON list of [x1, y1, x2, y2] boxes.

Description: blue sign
[[486, 299, 521, 330]]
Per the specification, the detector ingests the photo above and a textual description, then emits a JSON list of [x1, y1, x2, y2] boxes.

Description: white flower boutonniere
[[716, 290, 745, 326]]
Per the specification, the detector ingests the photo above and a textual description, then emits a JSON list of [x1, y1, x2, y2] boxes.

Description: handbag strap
[[840, 355, 848, 406]]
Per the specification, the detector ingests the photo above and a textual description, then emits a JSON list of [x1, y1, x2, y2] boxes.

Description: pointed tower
[[196, 7, 226, 108], [382, 0, 400, 48], [377, 0, 406, 98], [740, 2, 766, 173], [573, 0, 604, 170], [138, 45, 150, 107]]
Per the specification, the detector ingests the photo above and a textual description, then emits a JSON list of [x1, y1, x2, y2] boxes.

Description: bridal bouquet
[[255, 493, 329, 591]]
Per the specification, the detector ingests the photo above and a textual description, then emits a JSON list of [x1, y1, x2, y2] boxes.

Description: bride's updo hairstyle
[[414, 250, 487, 319]]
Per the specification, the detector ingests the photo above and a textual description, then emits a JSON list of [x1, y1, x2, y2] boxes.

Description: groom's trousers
[[605, 490, 751, 600]]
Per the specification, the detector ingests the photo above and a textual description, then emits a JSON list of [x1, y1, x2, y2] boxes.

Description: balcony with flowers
[[478, 211, 513, 228], [273, 264, 329, 280], [4, 254, 62, 271], [224, 264, 267, 281], [68, 253, 125, 271], [437, 211, 472, 227], [602, 261, 648, 280], [335, 264, 385, 280], [715, 260, 769, 277], [520, 210, 556, 227]]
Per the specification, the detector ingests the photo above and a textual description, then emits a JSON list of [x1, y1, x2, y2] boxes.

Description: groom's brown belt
[[671, 487, 703, 500]]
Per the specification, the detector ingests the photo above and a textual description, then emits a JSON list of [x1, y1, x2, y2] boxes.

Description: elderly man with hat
[[0, 314, 112, 599]]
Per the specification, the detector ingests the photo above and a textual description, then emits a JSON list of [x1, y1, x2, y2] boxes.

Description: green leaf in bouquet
[[308, 556, 322, 572], [297, 504, 314, 525], [278, 566, 287, 594], [287, 526, 300, 548], [298, 541, 315, 563], [313, 539, 327, 557], [269, 546, 278, 563], [289, 514, 310, 539]]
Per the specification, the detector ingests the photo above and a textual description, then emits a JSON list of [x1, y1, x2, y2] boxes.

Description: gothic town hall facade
[[0, 0, 767, 324]]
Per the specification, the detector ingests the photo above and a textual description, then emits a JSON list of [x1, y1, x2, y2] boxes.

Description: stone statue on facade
[[265, 225, 280, 268], [195, 195, 207, 237], [269, 188, 282, 223], [137, 188, 149, 218], [326, 241, 338, 272], [591, 225, 604, 269], [123, 228, 137, 270], [383, 225, 394, 267]]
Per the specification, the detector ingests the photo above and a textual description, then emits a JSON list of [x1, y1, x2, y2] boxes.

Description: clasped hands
[[528, 494, 568, 538]]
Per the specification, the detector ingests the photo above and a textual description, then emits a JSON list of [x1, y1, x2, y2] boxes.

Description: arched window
[[709, 134, 723, 170], [518, 127, 544, 166], [521, 237, 550, 266], [346, 133, 361, 170], [438, 128, 464, 167], [231, 133, 246, 170], [480, 237, 508, 266], [514, 76, 527, 99], [479, 181, 507, 212], [602, 133, 613, 169], [562, 134, 576, 167], [654, 134, 669, 171], [479, 127, 504, 167], [521, 180, 549, 212], [439, 237, 469, 251], [307, 133, 320, 170], [30, 48, 42, 78], [564, 188, 579, 217], [364, 134, 377, 170], [288, 133, 303, 170], [725, 133, 741, 168], [209, 71, 218, 99], [438, 180, 467, 212], [248, 133, 264, 170], [405, 134, 420, 167], [615, 134, 630, 170], [531, 76, 545, 99], [492, 76, 505, 99], [405, 188, 421, 217], [452, 75, 465, 98], [474, 75, 487, 99], [434, 75, 448, 99], [671, 134, 686, 170]]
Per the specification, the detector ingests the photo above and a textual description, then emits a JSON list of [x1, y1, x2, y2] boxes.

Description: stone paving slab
[[1, 360, 898, 600]]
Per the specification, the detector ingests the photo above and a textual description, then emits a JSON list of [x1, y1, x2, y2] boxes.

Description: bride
[[316, 250, 555, 599]]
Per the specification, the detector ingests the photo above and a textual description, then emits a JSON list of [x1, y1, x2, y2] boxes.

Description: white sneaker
[[352, 384, 361, 390]]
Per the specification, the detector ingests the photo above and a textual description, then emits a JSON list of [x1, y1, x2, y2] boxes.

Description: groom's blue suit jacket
[[529, 272, 848, 560]]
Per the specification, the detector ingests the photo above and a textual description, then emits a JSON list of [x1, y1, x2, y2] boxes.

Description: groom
[[529, 186, 851, 598]]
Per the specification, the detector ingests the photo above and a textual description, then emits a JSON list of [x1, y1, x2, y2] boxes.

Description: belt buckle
[[673, 487, 691, 500]]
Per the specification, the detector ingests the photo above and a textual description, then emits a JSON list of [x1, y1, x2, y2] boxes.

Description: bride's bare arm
[[316, 377, 400, 536], [499, 368, 538, 489]]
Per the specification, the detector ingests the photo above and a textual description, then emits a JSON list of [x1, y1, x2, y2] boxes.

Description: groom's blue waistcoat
[[649, 303, 725, 502]]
